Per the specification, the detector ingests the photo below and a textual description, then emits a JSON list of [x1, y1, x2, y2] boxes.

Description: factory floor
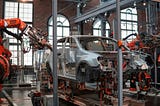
[[0, 89, 33, 106], [0, 89, 76, 106], [0, 74, 36, 106], [0, 73, 160, 106], [1, 89, 160, 106], [0, 73, 74, 106]]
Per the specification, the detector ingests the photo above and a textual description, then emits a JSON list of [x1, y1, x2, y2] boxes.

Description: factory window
[[4, 0, 33, 65], [121, 8, 138, 40], [48, 14, 70, 45], [93, 19, 110, 37]]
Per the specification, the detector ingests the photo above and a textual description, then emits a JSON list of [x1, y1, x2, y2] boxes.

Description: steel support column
[[100, 14, 106, 36], [77, 2, 83, 35], [116, 0, 123, 106], [146, 1, 158, 87], [101, 20, 106, 36], [52, 0, 59, 106]]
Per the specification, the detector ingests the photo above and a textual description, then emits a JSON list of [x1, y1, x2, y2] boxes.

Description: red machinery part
[[0, 55, 10, 82], [138, 71, 151, 91], [0, 18, 27, 31]]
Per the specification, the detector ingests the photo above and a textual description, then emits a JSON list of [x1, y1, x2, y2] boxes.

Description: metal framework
[[74, 0, 143, 23]]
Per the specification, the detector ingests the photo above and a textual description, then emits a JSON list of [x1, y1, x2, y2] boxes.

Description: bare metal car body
[[54, 35, 129, 82], [57, 35, 119, 82], [45, 35, 151, 83]]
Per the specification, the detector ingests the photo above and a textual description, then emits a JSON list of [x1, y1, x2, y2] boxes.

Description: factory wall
[[33, 0, 52, 33], [0, 0, 3, 18], [0, 0, 159, 36], [137, 9, 147, 33]]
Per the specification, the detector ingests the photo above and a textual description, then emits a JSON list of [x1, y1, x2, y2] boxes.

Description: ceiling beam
[[62, 0, 79, 2], [73, 0, 143, 23], [152, 0, 160, 2], [62, 0, 90, 3]]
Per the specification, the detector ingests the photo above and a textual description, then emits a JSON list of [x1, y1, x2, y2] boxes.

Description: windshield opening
[[80, 37, 115, 51], [80, 38, 114, 51]]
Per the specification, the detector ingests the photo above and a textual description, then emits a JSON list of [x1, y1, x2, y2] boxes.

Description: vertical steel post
[[52, 0, 59, 106], [20, 41, 24, 84], [148, 1, 152, 34], [147, 1, 157, 87], [116, 0, 123, 106], [101, 18, 106, 36], [154, 48, 157, 87], [77, 3, 83, 35]]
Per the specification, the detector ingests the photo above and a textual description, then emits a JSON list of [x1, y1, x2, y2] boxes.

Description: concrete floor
[[1, 87, 160, 106], [0, 73, 36, 106], [11, 90, 33, 106], [0, 73, 160, 106]]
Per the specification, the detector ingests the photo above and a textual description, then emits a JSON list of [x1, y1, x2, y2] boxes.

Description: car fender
[[76, 51, 101, 68]]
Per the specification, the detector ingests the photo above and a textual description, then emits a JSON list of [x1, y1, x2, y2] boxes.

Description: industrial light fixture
[[77, 3, 81, 7], [133, 1, 136, 7], [104, 12, 110, 18], [84, 17, 94, 23], [142, 0, 147, 6], [84, 20, 87, 23], [143, 1, 146, 6], [83, 3, 86, 7]]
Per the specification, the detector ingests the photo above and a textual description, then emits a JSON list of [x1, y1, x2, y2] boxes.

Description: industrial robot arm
[[123, 33, 144, 50], [0, 18, 52, 52], [0, 18, 52, 83]]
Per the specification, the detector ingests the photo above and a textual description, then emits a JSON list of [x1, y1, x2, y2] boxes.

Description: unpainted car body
[[57, 35, 120, 82], [46, 35, 151, 84], [47, 35, 130, 82]]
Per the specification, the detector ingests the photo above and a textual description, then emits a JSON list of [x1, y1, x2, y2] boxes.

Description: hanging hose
[[122, 33, 137, 41]]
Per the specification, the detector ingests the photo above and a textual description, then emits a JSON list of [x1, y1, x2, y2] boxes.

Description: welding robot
[[123, 33, 153, 91], [0, 18, 52, 102]]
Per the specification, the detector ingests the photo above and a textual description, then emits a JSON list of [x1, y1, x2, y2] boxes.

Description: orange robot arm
[[0, 18, 52, 86], [127, 35, 144, 50], [0, 18, 52, 51], [0, 18, 27, 83], [0, 18, 27, 31]]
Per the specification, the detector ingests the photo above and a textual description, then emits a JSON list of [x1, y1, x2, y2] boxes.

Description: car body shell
[[55, 35, 128, 82], [45, 35, 150, 83]]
